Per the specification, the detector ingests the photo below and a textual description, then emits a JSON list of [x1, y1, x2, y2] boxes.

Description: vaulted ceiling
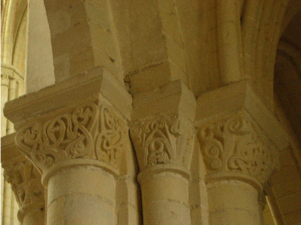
[[275, 8, 301, 149]]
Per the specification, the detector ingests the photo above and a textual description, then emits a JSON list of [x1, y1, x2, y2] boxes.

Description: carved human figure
[[131, 114, 193, 169], [131, 113, 194, 225]]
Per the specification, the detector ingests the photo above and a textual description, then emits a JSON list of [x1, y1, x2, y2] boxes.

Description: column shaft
[[4, 69, 134, 225], [1, 75, 9, 135], [10, 195, 16, 225], [2, 181, 12, 225], [7, 78, 17, 134], [46, 165, 116, 225], [2, 73, 21, 225], [139, 171, 190, 225], [195, 81, 287, 225], [0, 75, 9, 225], [207, 180, 261, 225], [23, 209, 44, 225]]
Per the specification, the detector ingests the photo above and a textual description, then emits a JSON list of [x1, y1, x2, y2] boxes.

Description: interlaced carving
[[198, 115, 278, 185], [130, 114, 193, 169], [4, 161, 44, 215], [16, 102, 127, 171], [96, 106, 126, 168]]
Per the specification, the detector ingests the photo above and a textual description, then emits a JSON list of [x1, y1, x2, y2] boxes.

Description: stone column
[[0, 73, 9, 225], [2, 134, 45, 225], [130, 81, 196, 225], [195, 80, 288, 225], [258, 192, 267, 224], [3, 75, 17, 225], [1, 73, 9, 135], [1, 64, 25, 225], [4, 69, 132, 225], [4, 162, 44, 225], [198, 115, 276, 224]]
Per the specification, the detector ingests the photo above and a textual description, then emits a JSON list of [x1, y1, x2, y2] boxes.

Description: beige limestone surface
[[2, 1, 301, 225]]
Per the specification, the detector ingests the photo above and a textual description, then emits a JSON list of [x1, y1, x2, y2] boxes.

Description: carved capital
[[3, 160, 44, 222], [16, 101, 128, 174], [130, 114, 194, 171], [197, 115, 279, 188]]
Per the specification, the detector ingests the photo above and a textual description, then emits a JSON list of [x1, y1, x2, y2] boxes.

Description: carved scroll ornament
[[130, 114, 194, 169], [198, 115, 279, 185], [16, 102, 127, 171], [4, 161, 44, 218]]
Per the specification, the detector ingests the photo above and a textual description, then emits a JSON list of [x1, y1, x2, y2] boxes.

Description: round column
[[1, 74, 9, 135], [2, 181, 12, 225], [3, 161, 45, 225], [258, 193, 267, 225], [130, 113, 195, 225], [22, 209, 44, 225], [198, 115, 279, 225], [43, 161, 117, 225], [15, 102, 128, 225], [207, 180, 261, 225], [138, 165, 191, 225]]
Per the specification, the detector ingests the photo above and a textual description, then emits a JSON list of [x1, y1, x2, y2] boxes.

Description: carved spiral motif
[[199, 126, 223, 169], [16, 103, 126, 170], [130, 122, 144, 145], [169, 114, 181, 135], [3, 161, 44, 212], [228, 116, 251, 135], [95, 107, 126, 168], [228, 132, 274, 183], [198, 115, 278, 185]]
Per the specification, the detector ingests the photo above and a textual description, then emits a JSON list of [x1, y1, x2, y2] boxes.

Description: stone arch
[[1, 0, 20, 65], [265, 10, 301, 223], [12, 2, 27, 75], [42, 0, 213, 97], [1, 0, 28, 97], [237, 0, 294, 107], [272, 8, 301, 112], [1, 0, 55, 94], [43, 0, 124, 84], [275, 39, 301, 143], [269, 46, 301, 222], [26, 0, 55, 93]]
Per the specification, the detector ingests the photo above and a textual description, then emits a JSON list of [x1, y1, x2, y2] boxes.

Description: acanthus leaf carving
[[198, 115, 278, 185], [16, 102, 127, 171]]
